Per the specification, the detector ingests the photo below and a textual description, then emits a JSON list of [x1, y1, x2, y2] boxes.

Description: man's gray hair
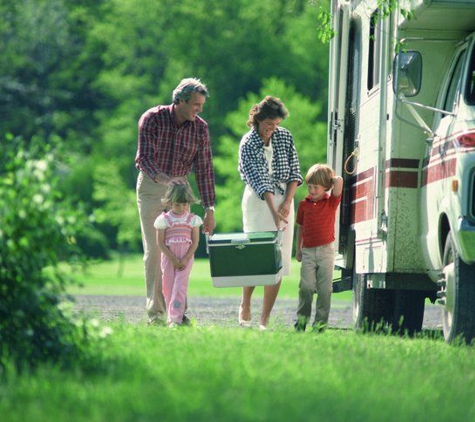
[[172, 78, 209, 104]]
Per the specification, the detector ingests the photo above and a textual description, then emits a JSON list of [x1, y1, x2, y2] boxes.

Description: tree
[[93, 161, 142, 273], [0, 0, 106, 151]]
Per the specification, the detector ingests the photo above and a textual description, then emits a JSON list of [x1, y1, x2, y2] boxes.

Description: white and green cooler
[[207, 231, 283, 287]]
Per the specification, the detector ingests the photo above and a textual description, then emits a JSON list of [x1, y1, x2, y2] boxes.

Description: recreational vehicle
[[329, 0, 475, 343]]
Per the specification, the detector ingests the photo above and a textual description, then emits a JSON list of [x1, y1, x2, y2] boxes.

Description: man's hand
[[154, 174, 188, 186], [202, 209, 216, 235], [169, 176, 188, 185]]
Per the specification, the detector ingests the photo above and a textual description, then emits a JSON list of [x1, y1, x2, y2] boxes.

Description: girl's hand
[[173, 259, 185, 270], [177, 256, 190, 271]]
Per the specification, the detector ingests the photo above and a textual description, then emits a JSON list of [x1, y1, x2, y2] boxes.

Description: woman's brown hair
[[247, 96, 289, 129]]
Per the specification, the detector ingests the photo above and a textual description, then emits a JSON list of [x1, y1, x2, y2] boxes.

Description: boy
[[295, 164, 343, 332]]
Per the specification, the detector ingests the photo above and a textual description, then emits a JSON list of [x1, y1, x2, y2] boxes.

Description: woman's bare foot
[[239, 304, 251, 327]]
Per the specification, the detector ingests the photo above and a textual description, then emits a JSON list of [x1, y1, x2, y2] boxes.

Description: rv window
[[443, 50, 466, 114], [367, 10, 381, 91], [465, 45, 475, 105]]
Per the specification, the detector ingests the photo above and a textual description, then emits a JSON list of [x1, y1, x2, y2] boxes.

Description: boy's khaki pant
[[296, 243, 335, 326], [136, 172, 168, 322]]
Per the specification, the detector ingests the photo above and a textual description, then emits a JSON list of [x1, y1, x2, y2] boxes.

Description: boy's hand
[[296, 250, 302, 262]]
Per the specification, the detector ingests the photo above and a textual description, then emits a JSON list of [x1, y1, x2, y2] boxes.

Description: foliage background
[[1, 0, 330, 257]]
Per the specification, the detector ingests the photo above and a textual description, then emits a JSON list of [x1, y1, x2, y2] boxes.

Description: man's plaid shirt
[[238, 127, 302, 199], [135, 104, 215, 208]]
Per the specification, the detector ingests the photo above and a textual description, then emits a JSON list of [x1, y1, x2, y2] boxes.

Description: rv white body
[[328, 0, 475, 342]]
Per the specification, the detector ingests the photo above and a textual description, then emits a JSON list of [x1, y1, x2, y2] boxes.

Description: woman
[[238, 96, 302, 330]]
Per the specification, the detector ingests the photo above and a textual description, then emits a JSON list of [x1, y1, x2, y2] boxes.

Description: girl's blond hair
[[161, 183, 200, 205]]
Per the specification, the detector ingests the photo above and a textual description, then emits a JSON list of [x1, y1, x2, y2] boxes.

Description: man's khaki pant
[[296, 243, 335, 325], [136, 172, 168, 321]]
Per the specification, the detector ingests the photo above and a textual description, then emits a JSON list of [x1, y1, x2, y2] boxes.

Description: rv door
[[328, 1, 350, 175], [328, 1, 350, 260]]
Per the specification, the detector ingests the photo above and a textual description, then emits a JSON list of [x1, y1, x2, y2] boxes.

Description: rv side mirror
[[393, 51, 422, 97]]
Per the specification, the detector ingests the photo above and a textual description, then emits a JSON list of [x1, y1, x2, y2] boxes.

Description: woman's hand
[[264, 192, 288, 230], [271, 209, 288, 230], [277, 199, 291, 220]]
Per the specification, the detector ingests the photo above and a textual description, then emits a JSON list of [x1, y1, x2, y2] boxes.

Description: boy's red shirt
[[296, 193, 342, 248]]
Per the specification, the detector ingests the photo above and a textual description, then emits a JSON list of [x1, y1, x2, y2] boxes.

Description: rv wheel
[[441, 231, 475, 344], [353, 271, 393, 332]]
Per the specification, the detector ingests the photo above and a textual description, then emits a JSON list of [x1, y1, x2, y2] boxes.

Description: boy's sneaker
[[294, 316, 307, 332], [312, 322, 327, 333]]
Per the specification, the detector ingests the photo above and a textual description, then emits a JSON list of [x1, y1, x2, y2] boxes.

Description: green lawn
[[66, 254, 352, 301], [3, 257, 474, 422], [2, 324, 473, 422]]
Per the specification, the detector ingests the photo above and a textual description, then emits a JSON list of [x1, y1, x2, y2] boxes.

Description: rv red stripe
[[385, 159, 419, 188], [385, 170, 418, 188], [351, 167, 375, 223], [422, 156, 457, 186], [386, 158, 419, 169]]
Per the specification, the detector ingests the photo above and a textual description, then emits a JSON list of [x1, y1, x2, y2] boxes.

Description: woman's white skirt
[[241, 184, 294, 276]]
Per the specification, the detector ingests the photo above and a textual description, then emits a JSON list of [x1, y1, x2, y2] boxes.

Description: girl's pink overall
[[161, 243, 194, 324]]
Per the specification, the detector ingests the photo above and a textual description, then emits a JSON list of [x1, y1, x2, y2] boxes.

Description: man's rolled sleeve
[[136, 112, 161, 181], [194, 126, 216, 208]]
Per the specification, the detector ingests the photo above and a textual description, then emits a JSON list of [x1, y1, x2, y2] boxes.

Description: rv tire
[[391, 290, 425, 336], [442, 231, 475, 344], [353, 271, 393, 333]]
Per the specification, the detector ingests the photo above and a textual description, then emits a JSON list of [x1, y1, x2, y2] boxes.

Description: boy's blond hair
[[305, 164, 335, 191]]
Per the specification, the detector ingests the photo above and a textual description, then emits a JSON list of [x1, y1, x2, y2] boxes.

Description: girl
[[154, 183, 203, 327]]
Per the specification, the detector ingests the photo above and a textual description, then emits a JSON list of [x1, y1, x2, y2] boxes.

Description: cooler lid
[[208, 231, 279, 245]]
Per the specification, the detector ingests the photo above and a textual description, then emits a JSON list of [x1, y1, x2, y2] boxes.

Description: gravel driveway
[[73, 295, 443, 332]]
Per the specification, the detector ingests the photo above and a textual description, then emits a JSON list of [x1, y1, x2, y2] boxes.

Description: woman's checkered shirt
[[238, 127, 302, 199]]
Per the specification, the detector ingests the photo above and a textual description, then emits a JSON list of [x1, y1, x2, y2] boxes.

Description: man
[[135, 77, 216, 325]]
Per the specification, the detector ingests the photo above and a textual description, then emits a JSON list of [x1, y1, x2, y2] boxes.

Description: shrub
[[0, 135, 98, 373]]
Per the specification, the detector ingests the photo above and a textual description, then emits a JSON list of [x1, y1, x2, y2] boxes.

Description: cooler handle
[[230, 237, 250, 249], [230, 238, 250, 245], [277, 229, 283, 247]]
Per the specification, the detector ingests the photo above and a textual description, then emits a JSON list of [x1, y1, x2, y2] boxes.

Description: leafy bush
[[0, 135, 100, 373]]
